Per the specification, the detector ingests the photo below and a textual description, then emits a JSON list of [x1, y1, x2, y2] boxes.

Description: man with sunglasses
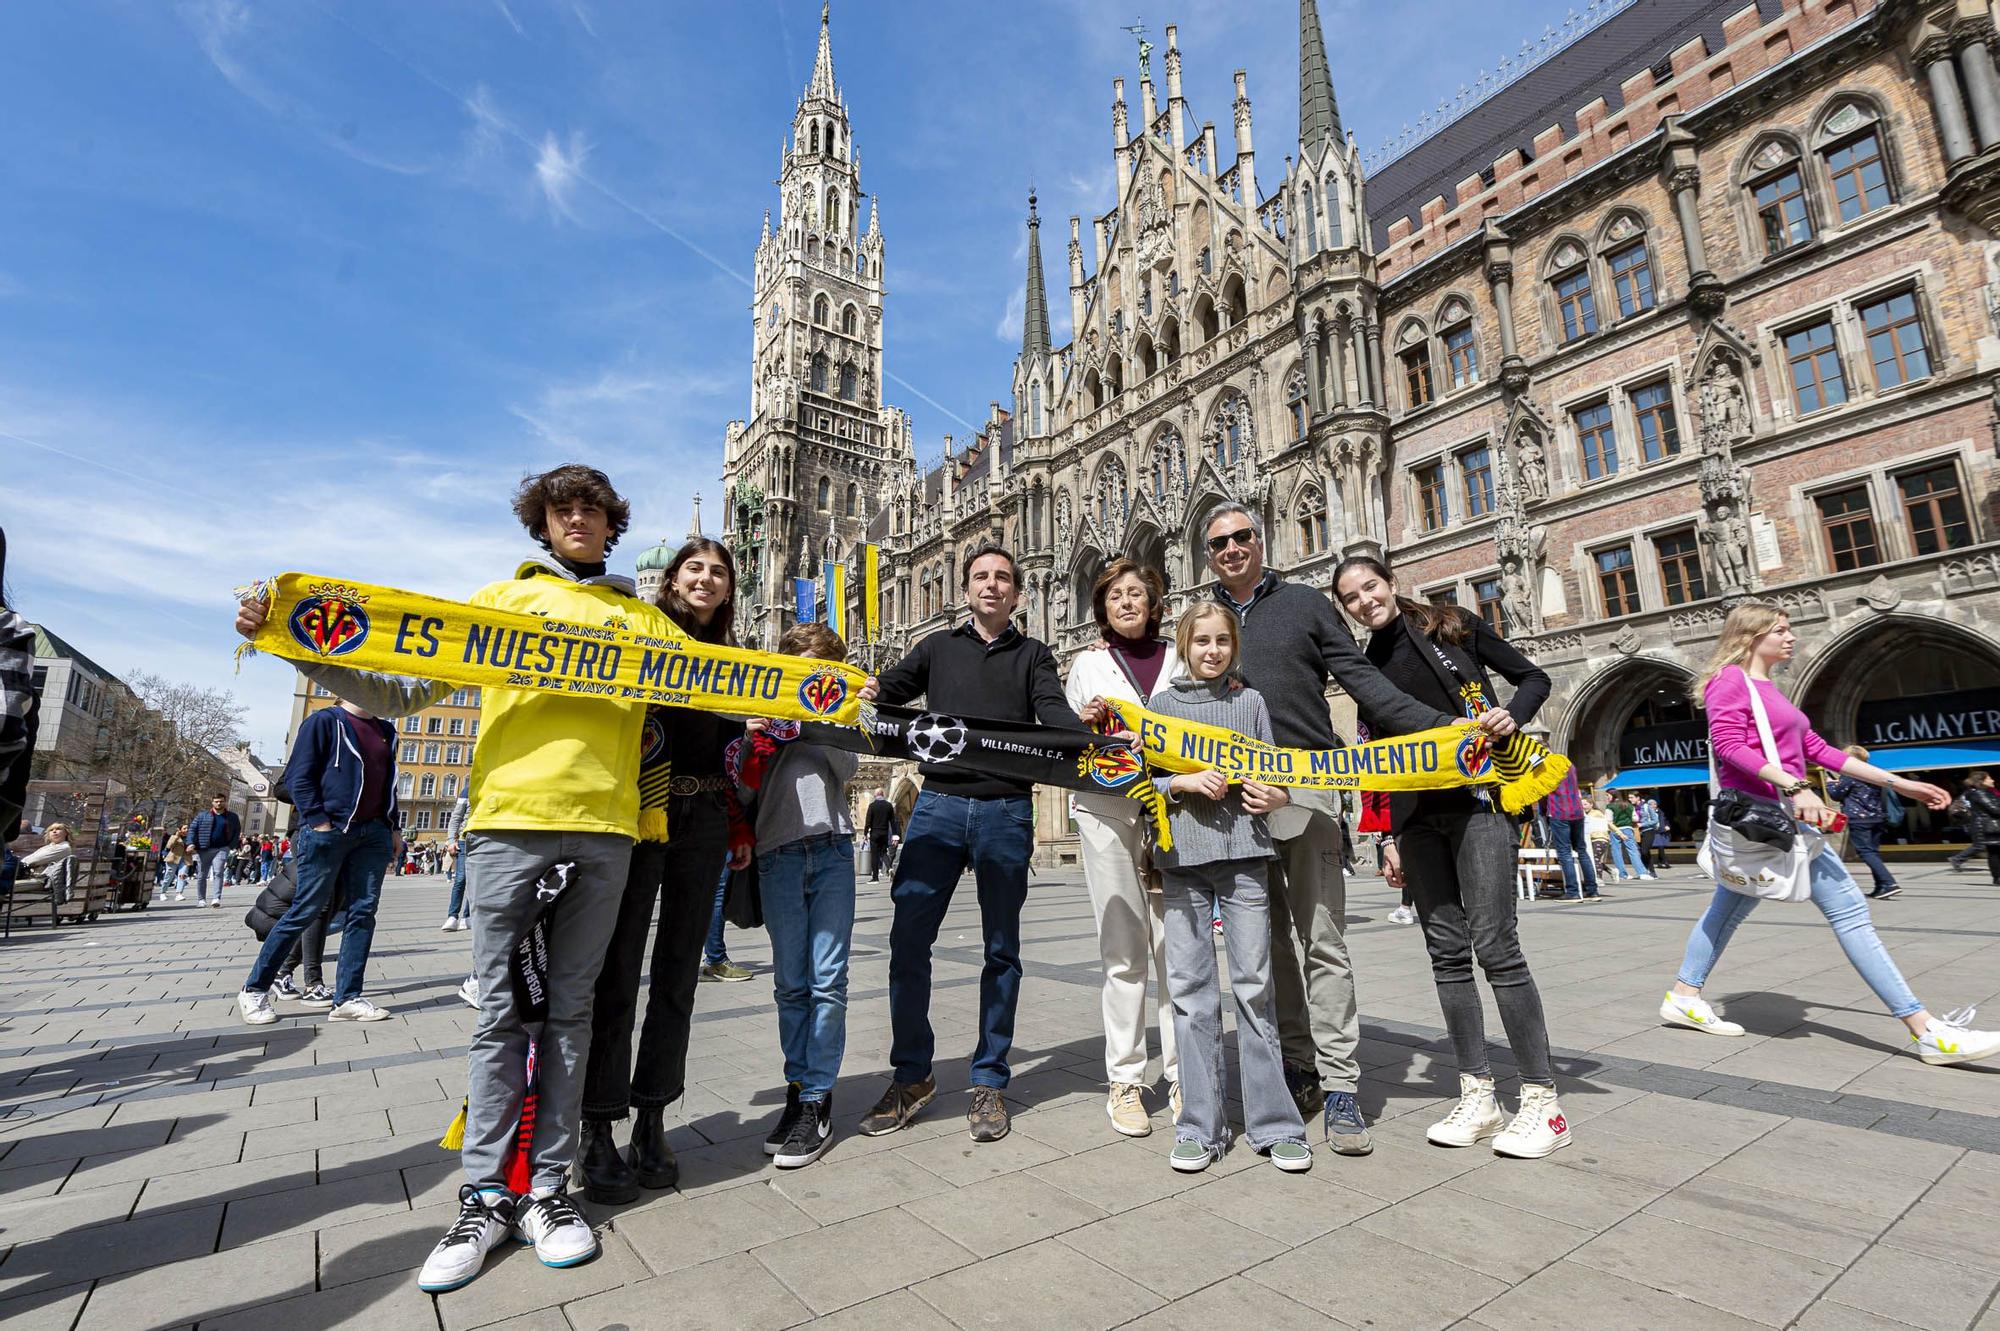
[[1201, 503, 1460, 1157]]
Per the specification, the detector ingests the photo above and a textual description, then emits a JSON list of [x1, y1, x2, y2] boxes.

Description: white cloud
[[535, 130, 592, 221], [995, 286, 1025, 342]]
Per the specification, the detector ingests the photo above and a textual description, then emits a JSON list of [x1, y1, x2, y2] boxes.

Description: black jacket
[[875, 620, 1084, 798], [1361, 610, 1551, 832], [1966, 786, 2000, 839], [864, 797, 898, 841]]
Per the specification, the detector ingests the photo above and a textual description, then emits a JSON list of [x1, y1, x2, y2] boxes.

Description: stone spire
[[1298, 0, 1342, 158], [806, 2, 838, 102], [688, 492, 703, 538], [1021, 192, 1050, 361]]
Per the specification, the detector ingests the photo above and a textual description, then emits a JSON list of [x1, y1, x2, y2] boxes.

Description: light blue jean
[[760, 833, 856, 1102], [1607, 827, 1643, 878], [1676, 845, 1923, 1018]]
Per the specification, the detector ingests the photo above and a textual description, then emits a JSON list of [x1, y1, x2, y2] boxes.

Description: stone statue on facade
[[1696, 358, 1750, 454], [1702, 501, 1757, 596], [1513, 431, 1548, 504], [1495, 519, 1547, 634]]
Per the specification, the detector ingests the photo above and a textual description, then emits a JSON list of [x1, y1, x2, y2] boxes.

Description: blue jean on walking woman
[[1606, 826, 1643, 878], [761, 833, 856, 1102], [1677, 844, 1922, 1018]]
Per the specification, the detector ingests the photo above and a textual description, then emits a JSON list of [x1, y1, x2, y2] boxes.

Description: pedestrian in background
[[1948, 772, 1996, 875], [863, 789, 900, 883], [1828, 746, 1903, 900], [187, 793, 241, 907], [1540, 769, 1600, 902]]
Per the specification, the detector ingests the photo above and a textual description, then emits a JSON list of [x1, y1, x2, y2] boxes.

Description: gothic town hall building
[[721, 0, 2000, 861]]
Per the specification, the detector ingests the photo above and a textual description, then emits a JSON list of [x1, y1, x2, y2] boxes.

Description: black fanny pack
[[1710, 788, 1797, 852]]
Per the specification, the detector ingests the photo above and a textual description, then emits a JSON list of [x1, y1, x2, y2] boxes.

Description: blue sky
[[1, 0, 1577, 754]]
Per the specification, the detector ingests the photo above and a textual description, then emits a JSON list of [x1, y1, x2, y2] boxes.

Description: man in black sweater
[[863, 790, 899, 881], [855, 543, 1087, 1144], [1202, 503, 1460, 1156]]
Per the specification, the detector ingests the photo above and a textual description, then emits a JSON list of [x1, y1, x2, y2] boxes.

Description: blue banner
[[794, 578, 816, 624]]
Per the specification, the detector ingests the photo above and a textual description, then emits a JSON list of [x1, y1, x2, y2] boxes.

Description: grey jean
[[1397, 806, 1554, 1087], [1161, 858, 1307, 1153], [1266, 789, 1360, 1094], [462, 829, 633, 1193]]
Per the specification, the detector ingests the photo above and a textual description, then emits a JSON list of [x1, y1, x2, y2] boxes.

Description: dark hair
[[1332, 554, 1474, 645], [511, 464, 633, 553], [1965, 770, 1991, 788], [211, 792, 228, 802], [656, 538, 737, 646], [778, 622, 847, 662], [960, 541, 1018, 589], [1091, 557, 1166, 638]]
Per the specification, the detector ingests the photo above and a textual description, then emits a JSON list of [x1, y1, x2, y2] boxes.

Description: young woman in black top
[[1333, 556, 1569, 1160], [578, 538, 750, 1201]]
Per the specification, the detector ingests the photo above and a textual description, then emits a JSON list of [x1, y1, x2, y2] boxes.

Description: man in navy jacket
[[237, 701, 399, 1024], [187, 794, 243, 906]]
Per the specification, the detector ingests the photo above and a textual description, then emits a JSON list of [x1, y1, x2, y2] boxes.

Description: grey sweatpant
[[1266, 789, 1360, 1094], [462, 829, 633, 1193], [1161, 858, 1306, 1153]]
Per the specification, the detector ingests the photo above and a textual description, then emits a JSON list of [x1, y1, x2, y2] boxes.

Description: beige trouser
[[1266, 788, 1360, 1095], [1075, 799, 1180, 1086]]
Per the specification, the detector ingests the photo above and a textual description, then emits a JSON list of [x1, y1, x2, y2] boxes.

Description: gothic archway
[[1794, 613, 2000, 744]]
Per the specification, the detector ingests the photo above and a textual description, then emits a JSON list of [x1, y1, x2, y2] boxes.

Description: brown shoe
[[858, 1076, 935, 1136], [968, 1086, 1010, 1142]]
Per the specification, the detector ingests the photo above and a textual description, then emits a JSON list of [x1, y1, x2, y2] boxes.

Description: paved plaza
[[2, 859, 1999, 1330]]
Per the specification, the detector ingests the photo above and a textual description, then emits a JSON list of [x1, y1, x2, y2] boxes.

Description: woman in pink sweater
[[1660, 603, 2000, 1066]]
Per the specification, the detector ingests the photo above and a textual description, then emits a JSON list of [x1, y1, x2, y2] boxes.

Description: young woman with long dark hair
[[1659, 603, 2000, 1065], [578, 537, 752, 1202], [1333, 555, 1570, 1159]]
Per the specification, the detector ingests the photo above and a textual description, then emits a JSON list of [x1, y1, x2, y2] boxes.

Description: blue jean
[[446, 848, 469, 916], [1847, 822, 1896, 891], [244, 820, 395, 1004], [1607, 826, 1643, 877], [1551, 818, 1599, 898], [1676, 845, 1922, 1018], [260, 852, 274, 883], [887, 790, 1034, 1089], [702, 869, 730, 965], [761, 833, 856, 1101]]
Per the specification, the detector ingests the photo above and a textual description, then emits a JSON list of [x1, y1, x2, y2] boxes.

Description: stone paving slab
[[2, 862, 1998, 1329]]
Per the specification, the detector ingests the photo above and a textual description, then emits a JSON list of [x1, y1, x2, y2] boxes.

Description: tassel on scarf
[[439, 1098, 468, 1151]]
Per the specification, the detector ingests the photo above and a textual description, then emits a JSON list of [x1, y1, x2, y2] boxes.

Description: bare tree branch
[[96, 672, 247, 822]]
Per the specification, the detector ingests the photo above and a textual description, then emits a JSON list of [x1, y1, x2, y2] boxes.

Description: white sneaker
[[514, 1190, 599, 1267], [1386, 904, 1417, 925], [209, 898, 223, 908], [328, 997, 391, 1023], [174, 891, 186, 902], [440, 916, 460, 932], [237, 989, 277, 1026], [1426, 1073, 1506, 1147], [418, 1186, 516, 1292], [1659, 991, 1745, 1037], [1913, 1007, 2000, 1066], [459, 975, 481, 1011], [1493, 1085, 1570, 1159]]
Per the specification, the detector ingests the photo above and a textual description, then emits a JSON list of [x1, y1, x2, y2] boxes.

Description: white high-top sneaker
[[1659, 991, 1745, 1036], [1913, 1007, 2000, 1067], [1425, 1073, 1506, 1147], [1492, 1084, 1571, 1159]]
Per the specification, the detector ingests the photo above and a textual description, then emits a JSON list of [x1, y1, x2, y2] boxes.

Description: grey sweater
[[752, 743, 859, 854], [1149, 675, 1277, 869]]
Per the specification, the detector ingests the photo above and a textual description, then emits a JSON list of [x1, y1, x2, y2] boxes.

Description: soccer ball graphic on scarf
[[906, 712, 970, 764]]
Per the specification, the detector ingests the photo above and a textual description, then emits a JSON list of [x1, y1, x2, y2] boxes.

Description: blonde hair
[[1175, 602, 1240, 679], [1694, 601, 1788, 705], [45, 823, 70, 843], [1844, 743, 1870, 760]]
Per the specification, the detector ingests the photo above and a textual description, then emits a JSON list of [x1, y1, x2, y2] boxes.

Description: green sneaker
[[1268, 1140, 1313, 1173], [701, 960, 754, 983], [1169, 1139, 1217, 1173]]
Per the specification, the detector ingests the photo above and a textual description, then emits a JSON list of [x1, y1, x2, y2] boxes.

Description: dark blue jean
[[1847, 821, 1896, 890], [446, 847, 469, 916], [887, 791, 1034, 1089], [702, 868, 729, 964], [244, 819, 394, 1004], [1550, 817, 1599, 898]]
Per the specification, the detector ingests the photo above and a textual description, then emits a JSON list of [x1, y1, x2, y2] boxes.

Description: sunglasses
[[1206, 526, 1257, 553]]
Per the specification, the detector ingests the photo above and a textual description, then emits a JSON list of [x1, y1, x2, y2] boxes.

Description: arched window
[[840, 304, 858, 335], [1222, 273, 1246, 326], [816, 475, 832, 511], [1286, 369, 1309, 441], [856, 250, 868, 276], [1545, 238, 1597, 343], [810, 352, 828, 392], [1106, 356, 1124, 397], [1093, 459, 1129, 530], [1598, 214, 1655, 318], [442, 774, 458, 799], [806, 236, 821, 262], [1438, 297, 1480, 389], [812, 293, 829, 324], [1814, 100, 1895, 223], [397, 772, 414, 798], [824, 189, 841, 233], [424, 741, 441, 764], [1301, 181, 1319, 252], [1323, 174, 1342, 246], [838, 362, 857, 400], [1296, 486, 1330, 557], [1209, 392, 1252, 468], [1149, 427, 1186, 499], [845, 482, 859, 517], [1160, 318, 1181, 366], [1744, 136, 1814, 255], [809, 121, 819, 155], [1395, 320, 1434, 408], [1086, 367, 1104, 410], [1029, 381, 1042, 435], [419, 773, 436, 798]]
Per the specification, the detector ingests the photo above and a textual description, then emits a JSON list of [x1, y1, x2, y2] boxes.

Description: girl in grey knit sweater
[[1151, 604, 1312, 1173]]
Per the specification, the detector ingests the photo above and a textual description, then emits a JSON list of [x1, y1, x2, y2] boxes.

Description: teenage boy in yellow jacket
[[235, 465, 671, 1293]]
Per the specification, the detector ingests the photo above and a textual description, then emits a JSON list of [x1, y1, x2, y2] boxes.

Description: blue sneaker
[[1323, 1090, 1373, 1156]]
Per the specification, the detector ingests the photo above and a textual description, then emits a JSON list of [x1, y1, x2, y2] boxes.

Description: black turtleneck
[[552, 551, 607, 580]]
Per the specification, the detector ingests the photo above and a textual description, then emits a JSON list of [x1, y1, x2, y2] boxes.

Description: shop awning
[[1603, 764, 1709, 790], [1869, 741, 2000, 773]]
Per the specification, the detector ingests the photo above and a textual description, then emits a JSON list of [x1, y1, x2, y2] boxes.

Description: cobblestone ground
[[3, 858, 1999, 1330]]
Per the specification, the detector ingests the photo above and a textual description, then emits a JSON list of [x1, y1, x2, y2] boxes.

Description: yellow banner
[[863, 544, 879, 642], [243, 573, 873, 727], [1101, 698, 1569, 814]]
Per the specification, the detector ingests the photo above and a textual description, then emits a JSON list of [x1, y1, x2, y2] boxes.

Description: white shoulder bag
[[1696, 667, 1822, 902]]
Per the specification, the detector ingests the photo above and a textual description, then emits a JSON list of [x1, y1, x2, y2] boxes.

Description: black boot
[[629, 1105, 678, 1189], [576, 1118, 639, 1205]]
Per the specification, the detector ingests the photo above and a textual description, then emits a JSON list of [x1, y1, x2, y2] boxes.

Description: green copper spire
[[1299, 0, 1342, 157], [1022, 192, 1050, 360]]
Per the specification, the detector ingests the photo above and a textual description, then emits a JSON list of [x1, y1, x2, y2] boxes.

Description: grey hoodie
[[1149, 674, 1277, 869]]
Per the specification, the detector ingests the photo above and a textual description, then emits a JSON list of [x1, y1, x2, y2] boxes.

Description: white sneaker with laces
[[1659, 991, 1745, 1037], [1914, 1006, 2000, 1066], [1426, 1073, 1506, 1147], [1106, 1082, 1151, 1137], [1492, 1085, 1571, 1159], [328, 997, 391, 1022], [418, 1186, 516, 1292], [515, 1189, 599, 1267], [1386, 904, 1417, 925], [440, 916, 460, 932], [237, 989, 277, 1025], [459, 975, 481, 1011]]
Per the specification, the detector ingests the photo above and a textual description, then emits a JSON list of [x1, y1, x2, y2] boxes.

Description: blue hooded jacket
[[286, 707, 399, 832]]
